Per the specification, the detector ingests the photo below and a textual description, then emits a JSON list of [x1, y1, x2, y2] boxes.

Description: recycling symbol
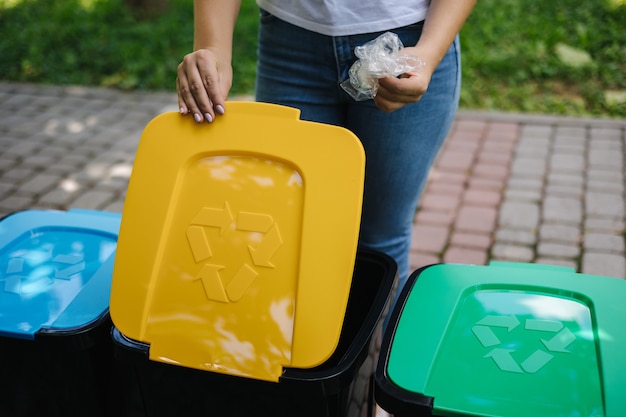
[[2, 247, 86, 295], [472, 315, 576, 374], [186, 202, 283, 303]]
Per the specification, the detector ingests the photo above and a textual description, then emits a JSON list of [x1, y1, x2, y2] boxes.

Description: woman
[[177, 0, 476, 303]]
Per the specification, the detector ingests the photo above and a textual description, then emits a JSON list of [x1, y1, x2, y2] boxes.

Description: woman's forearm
[[416, 0, 477, 73], [177, 0, 242, 120], [193, 0, 242, 60]]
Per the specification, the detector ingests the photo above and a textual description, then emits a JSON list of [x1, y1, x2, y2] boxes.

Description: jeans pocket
[[394, 21, 425, 46], [259, 8, 277, 24]]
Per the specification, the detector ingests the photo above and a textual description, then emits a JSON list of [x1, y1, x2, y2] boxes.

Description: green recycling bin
[[375, 262, 626, 417]]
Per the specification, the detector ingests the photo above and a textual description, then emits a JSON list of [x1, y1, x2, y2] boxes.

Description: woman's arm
[[413, 0, 477, 74], [177, 0, 242, 123], [374, 0, 477, 112]]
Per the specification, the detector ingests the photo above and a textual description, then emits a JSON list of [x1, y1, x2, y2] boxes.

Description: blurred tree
[[123, 0, 168, 19]]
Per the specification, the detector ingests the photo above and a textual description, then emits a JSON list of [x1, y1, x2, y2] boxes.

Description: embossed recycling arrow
[[473, 315, 576, 374], [187, 203, 283, 303], [247, 224, 282, 268], [53, 254, 85, 280], [484, 348, 523, 373], [191, 202, 234, 236], [236, 212, 283, 268], [477, 314, 521, 331], [196, 264, 229, 303], [472, 315, 520, 347], [521, 349, 554, 373], [226, 264, 258, 302], [542, 327, 576, 353], [3, 252, 86, 295], [525, 318, 563, 332]]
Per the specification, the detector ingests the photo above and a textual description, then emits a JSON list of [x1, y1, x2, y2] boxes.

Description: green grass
[[1, 0, 624, 118], [461, 0, 626, 118]]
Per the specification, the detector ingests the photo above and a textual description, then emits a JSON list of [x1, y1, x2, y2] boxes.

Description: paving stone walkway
[[1, 81, 624, 279]]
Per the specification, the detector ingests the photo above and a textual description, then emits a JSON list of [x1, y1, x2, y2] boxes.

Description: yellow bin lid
[[110, 102, 365, 382]]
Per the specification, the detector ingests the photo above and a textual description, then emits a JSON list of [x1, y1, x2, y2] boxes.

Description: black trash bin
[[113, 248, 396, 417], [0, 209, 122, 417], [108, 103, 394, 416]]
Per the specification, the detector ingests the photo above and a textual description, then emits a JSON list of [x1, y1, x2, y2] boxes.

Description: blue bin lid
[[0, 209, 121, 340]]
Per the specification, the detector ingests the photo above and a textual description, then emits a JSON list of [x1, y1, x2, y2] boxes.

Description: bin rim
[[281, 248, 397, 384], [112, 248, 397, 388], [374, 265, 434, 415]]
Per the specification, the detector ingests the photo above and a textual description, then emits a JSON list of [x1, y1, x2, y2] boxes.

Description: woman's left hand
[[373, 47, 433, 112]]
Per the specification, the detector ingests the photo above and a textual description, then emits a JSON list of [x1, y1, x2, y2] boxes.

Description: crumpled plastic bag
[[340, 31, 426, 101]]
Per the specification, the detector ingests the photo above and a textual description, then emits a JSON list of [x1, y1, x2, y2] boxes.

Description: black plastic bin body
[[0, 315, 120, 417], [113, 249, 397, 417], [0, 209, 122, 417]]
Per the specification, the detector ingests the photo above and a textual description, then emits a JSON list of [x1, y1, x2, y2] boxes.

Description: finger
[[378, 76, 412, 97], [177, 61, 207, 122], [373, 95, 402, 113], [193, 51, 229, 120], [375, 85, 411, 106], [178, 53, 222, 123], [198, 65, 226, 117], [176, 75, 190, 115], [378, 76, 425, 104], [188, 66, 217, 123]]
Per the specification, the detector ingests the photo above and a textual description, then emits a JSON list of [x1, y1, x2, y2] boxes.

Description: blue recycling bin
[[0, 209, 121, 417]]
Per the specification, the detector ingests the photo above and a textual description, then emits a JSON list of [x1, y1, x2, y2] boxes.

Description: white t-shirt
[[255, 0, 430, 37]]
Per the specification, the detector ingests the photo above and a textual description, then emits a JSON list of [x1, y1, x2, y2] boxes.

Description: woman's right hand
[[176, 48, 233, 123]]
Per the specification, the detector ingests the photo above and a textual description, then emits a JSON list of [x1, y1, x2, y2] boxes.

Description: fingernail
[[180, 106, 186, 115], [216, 105, 225, 115], [204, 113, 213, 123], [193, 113, 202, 123]]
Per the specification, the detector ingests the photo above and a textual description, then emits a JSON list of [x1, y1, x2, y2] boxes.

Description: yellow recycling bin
[[110, 102, 367, 382]]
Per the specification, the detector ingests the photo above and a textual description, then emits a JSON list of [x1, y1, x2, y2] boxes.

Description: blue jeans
[[255, 10, 461, 297]]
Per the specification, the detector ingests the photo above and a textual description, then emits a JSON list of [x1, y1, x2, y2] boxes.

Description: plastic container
[[0, 209, 122, 417], [110, 105, 368, 382], [109, 103, 395, 416], [113, 248, 396, 417], [375, 262, 626, 417]]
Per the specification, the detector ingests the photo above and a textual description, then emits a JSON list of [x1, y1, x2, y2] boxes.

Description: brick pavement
[[1, 81, 625, 279], [412, 112, 626, 279]]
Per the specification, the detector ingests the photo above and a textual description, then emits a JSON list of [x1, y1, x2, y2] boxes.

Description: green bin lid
[[383, 262, 625, 417]]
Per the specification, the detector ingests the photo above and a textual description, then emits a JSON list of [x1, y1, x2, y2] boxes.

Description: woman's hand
[[375, 0, 476, 113], [176, 48, 233, 123], [373, 47, 432, 113]]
